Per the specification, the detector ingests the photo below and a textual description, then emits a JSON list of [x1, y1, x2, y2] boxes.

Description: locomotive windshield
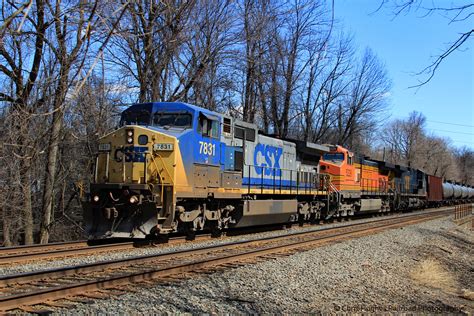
[[120, 104, 152, 126], [121, 109, 151, 125], [153, 112, 192, 128], [120, 103, 193, 129], [323, 153, 344, 163]]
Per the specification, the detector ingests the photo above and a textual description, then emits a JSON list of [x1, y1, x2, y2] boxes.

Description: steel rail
[[0, 242, 135, 265], [0, 241, 89, 256], [0, 234, 211, 265], [0, 208, 452, 311]]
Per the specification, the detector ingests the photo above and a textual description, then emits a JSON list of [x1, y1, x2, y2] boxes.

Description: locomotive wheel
[[309, 213, 321, 225], [154, 234, 169, 244], [211, 226, 222, 238], [298, 214, 305, 227], [185, 229, 196, 241], [147, 227, 169, 244]]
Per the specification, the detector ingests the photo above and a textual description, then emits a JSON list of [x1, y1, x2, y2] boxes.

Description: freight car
[[83, 102, 474, 241], [426, 175, 443, 207], [442, 182, 474, 204]]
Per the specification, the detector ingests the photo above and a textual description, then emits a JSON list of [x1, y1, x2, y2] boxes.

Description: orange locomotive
[[319, 145, 391, 217]]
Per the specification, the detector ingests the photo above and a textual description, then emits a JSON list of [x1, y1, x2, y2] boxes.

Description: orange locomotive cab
[[320, 145, 389, 194], [319, 145, 359, 193]]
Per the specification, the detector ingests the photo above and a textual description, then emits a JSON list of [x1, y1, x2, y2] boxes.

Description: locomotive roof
[[292, 140, 330, 155], [126, 102, 222, 118]]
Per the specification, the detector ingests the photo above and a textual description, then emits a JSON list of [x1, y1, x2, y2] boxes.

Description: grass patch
[[410, 259, 457, 293]]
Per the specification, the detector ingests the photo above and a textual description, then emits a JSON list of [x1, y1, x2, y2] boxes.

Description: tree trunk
[[20, 161, 34, 244], [2, 211, 12, 247], [39, 75, 67, 244], [39, 107, 63, 243]]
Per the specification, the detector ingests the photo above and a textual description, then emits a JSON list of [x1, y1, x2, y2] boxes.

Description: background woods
[[0, 0, 472, 245]]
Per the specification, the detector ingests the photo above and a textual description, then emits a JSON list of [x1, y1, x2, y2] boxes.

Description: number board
[[98, 143, 111, 152], [153, 143, 174, 151]]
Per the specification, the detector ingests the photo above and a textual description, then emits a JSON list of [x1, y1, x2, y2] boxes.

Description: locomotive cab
[[83, 102, 230, 240], [319, 145, 358, 193], [83, 105, 187, 239]]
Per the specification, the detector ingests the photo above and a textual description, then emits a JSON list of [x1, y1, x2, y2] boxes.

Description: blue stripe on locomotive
[[242, 178, 312, 189]]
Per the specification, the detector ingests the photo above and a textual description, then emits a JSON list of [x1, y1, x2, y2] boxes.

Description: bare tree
[[109, 0, 196, 103], [0, 0, 127, 245], [171, 0, 236, 108], [378, 1, 473, 87], [418, 136, 457, 179], [299, 34, 352, 143], [381, 111, 425, 167], [38, 0, 103, 243], [275, 0, 326, 138], [334, 48, 391, 147], [380, 111, 466, 182], [240, 0, 269, 122], [0, 0, 47, 244], [454, 147, 474, 185]]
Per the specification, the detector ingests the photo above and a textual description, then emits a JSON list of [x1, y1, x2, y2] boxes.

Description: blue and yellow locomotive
[[83, 102, 331, 240]]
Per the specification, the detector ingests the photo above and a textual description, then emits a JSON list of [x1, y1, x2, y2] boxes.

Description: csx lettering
[[254, 143, 283, 176], [115, 146, 146, 163]]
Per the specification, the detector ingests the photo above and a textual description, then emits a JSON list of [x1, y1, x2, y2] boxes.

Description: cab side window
[[198, 114, 219, 138]]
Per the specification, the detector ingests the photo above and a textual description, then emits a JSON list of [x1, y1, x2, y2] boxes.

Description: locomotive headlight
[[126, 129, 134, 144], [93, 195, 100, 202], [129, 196, 139, 204]]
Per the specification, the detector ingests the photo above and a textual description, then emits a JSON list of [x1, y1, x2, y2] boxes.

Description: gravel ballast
[[48, 215, 473, 314]]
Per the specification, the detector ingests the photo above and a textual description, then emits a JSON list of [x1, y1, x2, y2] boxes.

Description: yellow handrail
[[152, 153, 174, 185], [149, 153, 174, 204], [149, 155, 164, 203]]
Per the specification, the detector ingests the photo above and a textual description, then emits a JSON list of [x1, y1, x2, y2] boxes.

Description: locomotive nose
[[85, 125, 180, 239]]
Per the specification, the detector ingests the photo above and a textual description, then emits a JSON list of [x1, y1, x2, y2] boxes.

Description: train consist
[[83, 102, 474, 240]]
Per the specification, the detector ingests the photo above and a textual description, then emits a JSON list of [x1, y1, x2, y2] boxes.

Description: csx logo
[[114, 146, 146, 163], [254, 143, 283, 176]]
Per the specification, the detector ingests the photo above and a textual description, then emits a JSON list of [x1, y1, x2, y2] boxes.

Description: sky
[[334, 0, 473, 149]]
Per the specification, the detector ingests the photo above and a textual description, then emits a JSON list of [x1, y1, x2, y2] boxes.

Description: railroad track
[[0, 235, 212, 265], [0, 240, 89, 257], [0, 207, 453, 313], [0, 241, 133, 265]]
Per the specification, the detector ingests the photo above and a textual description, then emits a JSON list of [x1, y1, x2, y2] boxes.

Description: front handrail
[[149, 153, 175, 204]]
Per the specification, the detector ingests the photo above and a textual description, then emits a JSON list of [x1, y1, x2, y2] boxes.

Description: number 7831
[[199, 141, 216, 156]]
